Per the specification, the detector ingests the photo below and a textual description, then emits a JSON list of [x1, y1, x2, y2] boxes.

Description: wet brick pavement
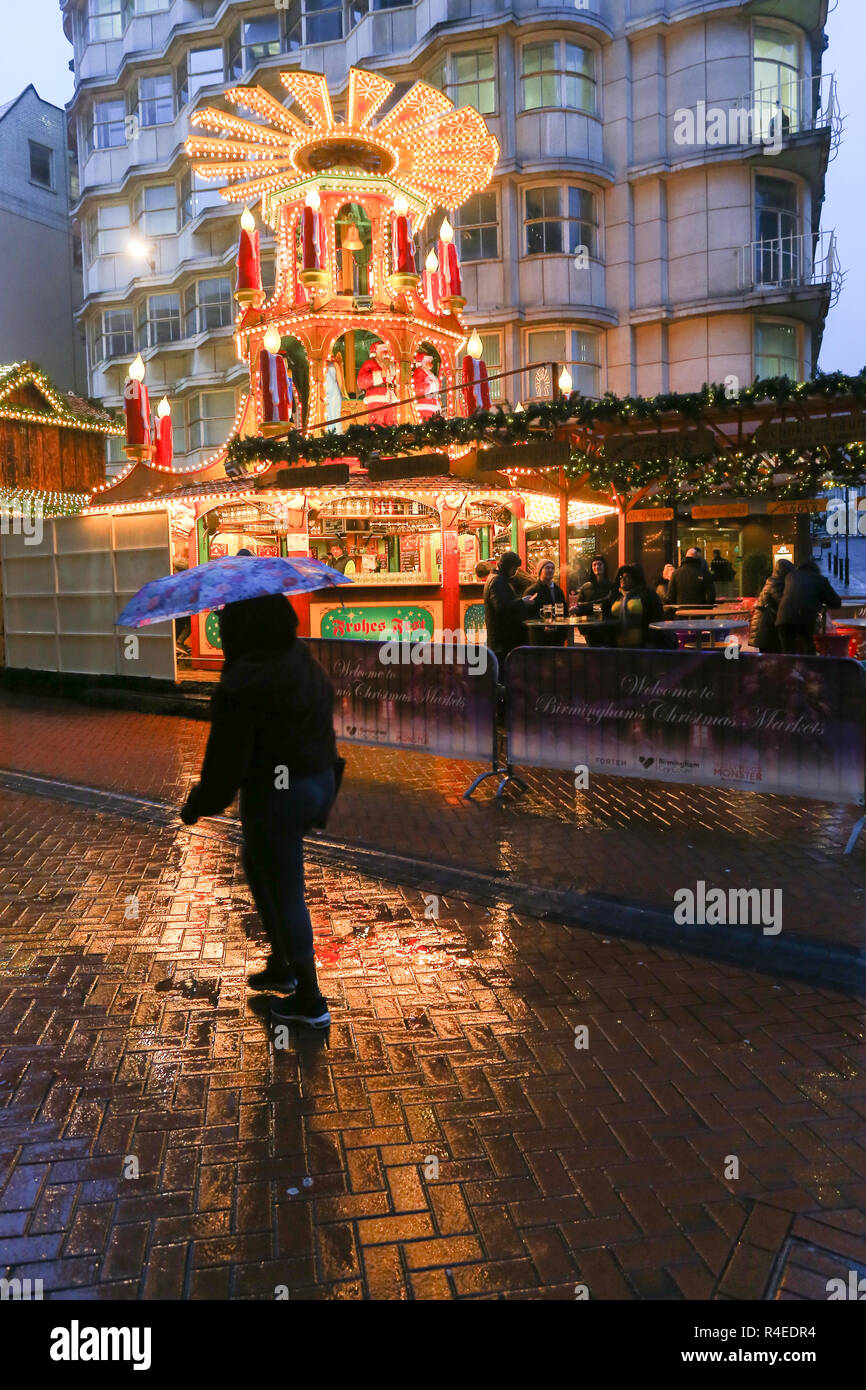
[[0, 690, 865, 953], [1, 786, 866, 1300]]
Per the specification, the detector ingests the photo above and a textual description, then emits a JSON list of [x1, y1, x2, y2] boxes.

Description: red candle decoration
[[154, 397, 173, 468], [437, 219, 465, 311], [299, 188, 328, 288], [123, 353, 151, 458], [258, 347, 293, 435], [390, 196, 419, 290], [461, 354, 490, 415], [236, 208, 264, 306]]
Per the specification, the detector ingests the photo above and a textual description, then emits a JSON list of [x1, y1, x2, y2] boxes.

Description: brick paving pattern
[[0, 690, 864, 950], [1, 787, 865, 1299]]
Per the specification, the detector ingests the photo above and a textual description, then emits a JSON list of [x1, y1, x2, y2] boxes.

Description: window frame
[[520, 38, 598, 116], [754, 319, 800, 381], [477, 331, 503, 401], [228, 13, 285, 79], [427, 47, 498, 116], [176, 45, 225, 109], [87, 0, 132, 43], [97, 307, 135, 362], [28, 140, 54, 190], [752, 20, 802, 137], [138, 73, 175, 128], [187, 388, 238, 451], [523, 183, 599, 259], [183, 276, 234, 336], [525, 327, 602, 399], [134, 182, 178, 239], [455, 190, 500, 263], [137, 291, 182, 348], [86, 97, 127, 154]]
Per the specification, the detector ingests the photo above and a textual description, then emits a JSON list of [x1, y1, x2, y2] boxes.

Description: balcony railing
[[732, 72, 841, 153], [737, 230, 842, 305]]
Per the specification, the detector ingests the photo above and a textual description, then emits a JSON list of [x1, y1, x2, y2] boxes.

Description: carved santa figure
[[412, 351, 440, 422], [355, 339, 399, 426]]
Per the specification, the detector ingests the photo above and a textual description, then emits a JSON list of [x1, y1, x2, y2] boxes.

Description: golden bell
[[342, 224, 363, 253]]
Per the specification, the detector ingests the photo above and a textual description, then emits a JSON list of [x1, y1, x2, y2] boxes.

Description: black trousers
[[239, 767, 336, 967], [778, 624, 816, 655]]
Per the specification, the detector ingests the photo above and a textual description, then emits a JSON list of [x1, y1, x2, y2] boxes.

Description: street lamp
[[128, 239, 156, 272]]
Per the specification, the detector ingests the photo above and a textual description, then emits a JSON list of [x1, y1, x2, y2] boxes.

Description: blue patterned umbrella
[[116, 554, 352, 628]]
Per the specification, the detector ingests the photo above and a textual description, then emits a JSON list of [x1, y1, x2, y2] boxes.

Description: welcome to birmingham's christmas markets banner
[[505, 648, 866, 805], [308, 638, 498, 762]]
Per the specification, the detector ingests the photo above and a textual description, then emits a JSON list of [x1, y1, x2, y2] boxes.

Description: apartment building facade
[[61, 0, 837, 476], [0, 85, 86, 392]]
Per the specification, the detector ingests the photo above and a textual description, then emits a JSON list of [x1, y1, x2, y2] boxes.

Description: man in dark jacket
[[180, 594, 337, 1028], [483, 550, 534, 663], [666, 548, 716, 607], [576, 556, 614, 610], [776, 559, 841, 654]]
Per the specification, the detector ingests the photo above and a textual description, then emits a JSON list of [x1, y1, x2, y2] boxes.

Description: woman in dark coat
[[609, 563, 665, 646], [180, 594, 338, 1029], [749, 558, 794, 653]]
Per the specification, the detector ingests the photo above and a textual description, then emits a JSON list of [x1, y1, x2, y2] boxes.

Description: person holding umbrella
[[179, 594, 337, 1028], [117, 552, 352, 1029]]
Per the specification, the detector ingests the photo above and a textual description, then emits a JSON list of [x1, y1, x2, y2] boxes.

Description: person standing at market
[[666, 547, 716, 607], [483, 550, 535, 664], [576, 556, 614, 611], [776, 558, 841, 654], [525, 559, 567, 647], [749, 557, 793, 653], [180, 594, 340, 1030], [610, 564, 665, 647]]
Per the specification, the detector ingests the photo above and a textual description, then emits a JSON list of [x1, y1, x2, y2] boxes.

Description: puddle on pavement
[[154, 973, 221, 1005]]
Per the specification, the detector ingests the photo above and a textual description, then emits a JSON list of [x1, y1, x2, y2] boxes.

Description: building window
[[456, 193, 499, 262], [87, 98, 127, 153], [228, 15, 283, 79], [98, 308, 135, 361], [134, 184, 177, 238], [188, 390, 237, 450], [87, 0, 131, 42], [134, 0, 170, 12], [184, 277, 233, 335], [521, 41, 596, 114], [428, 50, 496, 115], [180, 170, 225, 223], [525, 186, 597, 258], [478, 332, 502, 401], [527, 328, 600, 398], [261, 258, 277, 297], [137, 293, 181, 347], [754, 175, 800, 286], [28, 141, 54, 190], [304, 0, 342, 44], [754, 24, 801, 138], [177, 47, 224, 108], [86, 204, 130, 260], [138, 74, 174, 128], [755, 321, 799, 379]]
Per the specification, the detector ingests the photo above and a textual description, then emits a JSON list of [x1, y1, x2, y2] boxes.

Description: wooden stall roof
[[0, 363, 120, 433]]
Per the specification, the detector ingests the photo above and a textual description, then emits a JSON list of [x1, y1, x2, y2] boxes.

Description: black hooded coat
[[181, 595, 337, 822]]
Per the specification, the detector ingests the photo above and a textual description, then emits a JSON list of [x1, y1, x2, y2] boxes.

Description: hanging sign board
[[767, 499, 827, 515], [690, 503, 749, 519], [626, 507, 675, 523], [753, 412, 866, 451], [475, 441, 570, 473], [603, 428, 717, 464]]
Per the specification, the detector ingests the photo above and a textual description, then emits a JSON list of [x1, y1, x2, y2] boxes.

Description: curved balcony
[[737, 229, 841, 311]]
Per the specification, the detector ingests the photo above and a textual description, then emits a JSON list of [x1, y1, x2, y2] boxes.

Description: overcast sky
[[1, 0, 861, 374]]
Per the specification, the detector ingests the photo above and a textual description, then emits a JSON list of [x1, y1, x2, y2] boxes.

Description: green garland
[[225, 369, 866, 499]]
